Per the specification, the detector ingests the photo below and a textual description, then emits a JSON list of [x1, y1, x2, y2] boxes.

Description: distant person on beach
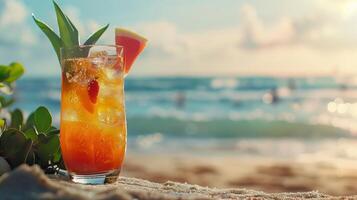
[[262, 87, 279, 104], [270, 88, 279, 104], [175, 92, 186, 108]]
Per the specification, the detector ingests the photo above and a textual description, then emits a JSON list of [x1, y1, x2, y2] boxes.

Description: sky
[[1, 0, 357, 77]]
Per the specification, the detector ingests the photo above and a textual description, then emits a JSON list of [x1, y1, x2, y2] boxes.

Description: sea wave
[[127, 117, 350, 138], [12, 76, 357, 138]]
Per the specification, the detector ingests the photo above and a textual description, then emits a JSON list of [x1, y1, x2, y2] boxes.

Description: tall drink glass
[[60, 45, 126, 184]]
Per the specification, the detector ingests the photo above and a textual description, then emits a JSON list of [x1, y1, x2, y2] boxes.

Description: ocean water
[[10, 76, 357, 160]]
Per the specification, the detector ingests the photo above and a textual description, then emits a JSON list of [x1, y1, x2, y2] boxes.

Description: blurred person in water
[[263, 87, 279, 104], [175, 92, 186, 109]]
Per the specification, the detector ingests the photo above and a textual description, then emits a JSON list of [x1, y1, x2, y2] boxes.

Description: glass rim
[[60, 44, 124, 51]]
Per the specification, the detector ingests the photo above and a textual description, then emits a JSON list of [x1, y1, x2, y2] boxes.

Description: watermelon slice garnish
[[115, 28, 147, 75]]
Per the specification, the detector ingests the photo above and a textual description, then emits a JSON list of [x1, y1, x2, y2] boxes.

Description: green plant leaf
[[10, 109, 23, 129], [0, 96, 14, 108], [24, 128, 38, 141], [5, 62, 24, 83], [34, 106, 52, 133], [53, 0, 79, 47], [0, 83, 13, 95], [0, 128, 32, 168], [84, 24, 109, 45], [37, 134, 60, 164], [46, 128, 60, 136], [0, 119, 5, 128], [24, 111, 35, 130], [53, 150, 61, 163], [32, 14, 63, 62], [26, 151, 36, 165], [0, 65, 10, 82]]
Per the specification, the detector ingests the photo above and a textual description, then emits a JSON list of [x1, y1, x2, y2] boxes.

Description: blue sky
[[1, 0, 357, 77]]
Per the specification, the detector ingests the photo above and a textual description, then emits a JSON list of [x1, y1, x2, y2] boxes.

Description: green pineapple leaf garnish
[[32, 14, 63, 61], [32, 0, 109, 64], [84, 24, 109, 45], [53, 1, 79, 47]]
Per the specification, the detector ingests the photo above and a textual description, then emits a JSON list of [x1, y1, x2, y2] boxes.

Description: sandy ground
[[1, 165, 339, 200], [122, 153, 357, 196]]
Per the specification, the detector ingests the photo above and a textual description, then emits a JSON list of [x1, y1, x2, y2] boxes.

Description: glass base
[[69, 169, 121, 185]]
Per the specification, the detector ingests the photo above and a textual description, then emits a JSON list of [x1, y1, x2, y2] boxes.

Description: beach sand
[[123, 153, 357, 196], [0, 164, 348, 199], [1, 149, 356, 198]]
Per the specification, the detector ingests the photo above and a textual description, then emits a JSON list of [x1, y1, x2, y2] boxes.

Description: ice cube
[[88, 50, 110, 69], [65, 68, 88, 85], [98, 82, 124, 103], [97, 107, 124, 125], [88, 49, 108, 58], [106, 56, 120, 68], [64, 58, 95, 85], [91, 57, 107, 68]]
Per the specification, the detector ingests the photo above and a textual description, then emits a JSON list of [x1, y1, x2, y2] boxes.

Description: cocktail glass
[[60, 45, 126, 184]]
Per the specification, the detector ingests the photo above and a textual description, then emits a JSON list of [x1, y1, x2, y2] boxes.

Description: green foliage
[[0, 96, 14, 109], [34, 106, 52, 133], [0, 62, 24, 83], [0, 128, 32, 167], [5, 63, 25, 83], [0, 62, 62, 172], [32, 0, 109, 63], [0, 0, 111, 173], [0, 107, 62, 170], [0, 63, 24, 109], [10, 109, 23, 129]]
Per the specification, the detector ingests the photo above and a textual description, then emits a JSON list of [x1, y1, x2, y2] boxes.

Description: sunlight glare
[[344, 1, 357, 18]]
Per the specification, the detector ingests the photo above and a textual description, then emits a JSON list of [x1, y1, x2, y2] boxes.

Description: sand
[[123, 153, 357, 196], [0, 164, 353, 200]]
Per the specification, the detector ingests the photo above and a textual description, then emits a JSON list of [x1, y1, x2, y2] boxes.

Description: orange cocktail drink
[[60, 45, 126, 184]]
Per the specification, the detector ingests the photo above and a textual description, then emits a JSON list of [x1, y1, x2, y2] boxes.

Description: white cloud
[[2, 0, 357, 77], [128, 2, 357, 76], [238, 3, 357, 50], [0, 0, 27, 26], [0, 0, 37, 46], [240, 4, 295, 49]]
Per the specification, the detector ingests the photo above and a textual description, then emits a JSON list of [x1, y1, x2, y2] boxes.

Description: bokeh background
[[2, 0, 357, 195]]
